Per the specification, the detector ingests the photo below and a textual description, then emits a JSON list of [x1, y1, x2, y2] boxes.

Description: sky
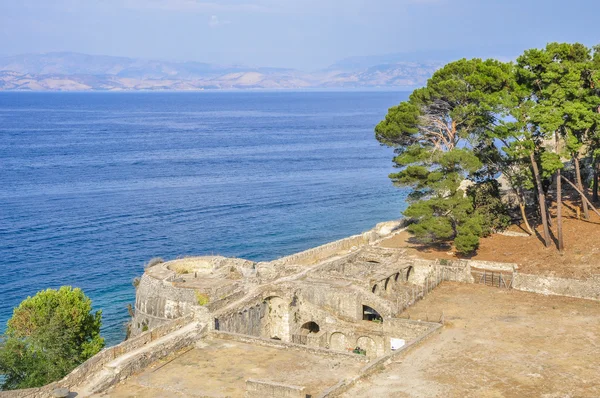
[[0, 0, 599, 70]]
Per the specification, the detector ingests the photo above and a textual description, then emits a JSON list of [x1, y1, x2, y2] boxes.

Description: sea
[[0, 91, 409, 345]]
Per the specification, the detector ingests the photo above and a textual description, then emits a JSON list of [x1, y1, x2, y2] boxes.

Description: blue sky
[[0, 0, 598, 69]]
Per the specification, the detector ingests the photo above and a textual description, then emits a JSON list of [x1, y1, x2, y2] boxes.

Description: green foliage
[[454, 225, 482, 254], [376, 58, 513, 254], [540, 152, 564, 178], [0, 286, 104, 390], [195, 291, 210, 306], [468, 181, 511, 237], [378, 42, 600, 254]]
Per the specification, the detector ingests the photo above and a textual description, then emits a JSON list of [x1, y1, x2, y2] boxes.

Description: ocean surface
[[0, 91, 409, 345]]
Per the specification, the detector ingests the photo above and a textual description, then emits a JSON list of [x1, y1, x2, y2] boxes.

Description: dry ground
[[343, 282, 600, 398], [96, 338, 363, 398], [380, 203, 600, 279]]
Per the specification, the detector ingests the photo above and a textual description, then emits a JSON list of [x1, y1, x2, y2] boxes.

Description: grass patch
[[195, 291, 210, 306]]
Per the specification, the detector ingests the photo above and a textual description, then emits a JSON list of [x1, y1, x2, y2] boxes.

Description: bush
[[454, 232, 481, 255], [468, 181, 511, 236], [0, 286, 104, 390], [195, 292, 210, 306]]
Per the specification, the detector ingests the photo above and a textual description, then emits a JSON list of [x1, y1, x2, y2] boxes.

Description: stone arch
[[262, 296, 289, 341], [406, 266, 414, 282], [356, 336, 378, 358], [394, 272, 400, 282], [371, 284, 378, 294], [330, 332, 349, 352], [362, 305, 383, 323], [300, 321, 320, 335], [384, 277, 390, 291]]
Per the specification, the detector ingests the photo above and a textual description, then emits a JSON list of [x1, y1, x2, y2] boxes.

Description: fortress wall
[[217, 301, 266, 337], [269, 233, 371, 267], [513, 273, 600, 300], [131, 273, 198, 336], [264, 220, 404, 270], [213, 331, 369, 362], [383, 318, 436, 341], [299, 284, 363, 320]]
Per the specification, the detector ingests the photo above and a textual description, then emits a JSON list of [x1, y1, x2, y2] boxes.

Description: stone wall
[[513, 273, 600, 300], [317, 321, 443, 398], [217, 301, 266, 336], [213, 331, 368, 362], [263, 220, 404, 269], [246, 379, 306, 398], [130, 272, 198, 336]]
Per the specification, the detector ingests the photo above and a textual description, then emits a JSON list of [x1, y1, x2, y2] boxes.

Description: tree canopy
[[377, 42, 600, 254], [376, 58, 512, 254], [0, 286, 104, 390]]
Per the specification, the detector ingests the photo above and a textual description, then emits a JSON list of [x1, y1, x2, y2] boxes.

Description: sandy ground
[[379, 206, 600, 279], [96, 338, 363, 397], [343, 282, 600, 398]]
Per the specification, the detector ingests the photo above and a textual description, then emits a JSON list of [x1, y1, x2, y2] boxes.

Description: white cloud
[[208, 15, 230, 27]]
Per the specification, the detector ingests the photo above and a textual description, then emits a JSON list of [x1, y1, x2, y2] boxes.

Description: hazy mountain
[[326, 51, 458, 71], [0, 52, 442, 91]]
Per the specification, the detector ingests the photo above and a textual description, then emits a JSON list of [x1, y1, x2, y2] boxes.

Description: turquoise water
[[0, 91, 409, 345]]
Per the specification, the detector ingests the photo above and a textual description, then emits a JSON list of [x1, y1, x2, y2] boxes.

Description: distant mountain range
[[0, 52, 443, 91]]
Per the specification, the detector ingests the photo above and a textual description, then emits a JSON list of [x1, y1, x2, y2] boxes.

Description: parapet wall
[[265, 220, 405, 269]]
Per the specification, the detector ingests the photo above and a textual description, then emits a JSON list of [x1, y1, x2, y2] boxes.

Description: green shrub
[[0, 287, 104, 389], [195, 292, 210, 306]]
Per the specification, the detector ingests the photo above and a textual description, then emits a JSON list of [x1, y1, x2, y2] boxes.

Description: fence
[[472, 269, 513, 288], [395, 266, 462, 315], [292, 334, 308, 345]]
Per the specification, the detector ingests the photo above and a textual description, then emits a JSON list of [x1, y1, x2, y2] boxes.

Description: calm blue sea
[[0, 91, 408, 345]]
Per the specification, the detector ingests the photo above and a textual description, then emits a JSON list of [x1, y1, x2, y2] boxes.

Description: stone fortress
[[4, 220, 600, 398], [131, 221, 442, 358]]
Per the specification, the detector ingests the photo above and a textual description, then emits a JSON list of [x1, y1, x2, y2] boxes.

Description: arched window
[[300, 321, 320, 335], [362, 305, 383, 323]]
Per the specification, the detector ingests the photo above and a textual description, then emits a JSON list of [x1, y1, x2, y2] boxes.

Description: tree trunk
[[518, 199, 534, 235], [546, 201, 553, 227], [574, 156, 589, 219], [529, 152, 552, 247], [513, 187, 534, 235], [594, 158, 599, 203], [556, 170, 564, 251], [560, 175, 600, 217]]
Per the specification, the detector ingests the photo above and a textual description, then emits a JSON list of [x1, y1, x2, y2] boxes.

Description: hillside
[[0, 52, 442, 91]]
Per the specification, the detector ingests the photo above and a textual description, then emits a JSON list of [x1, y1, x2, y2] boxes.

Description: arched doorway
[[356, 336, 378, 358], [330, 332, 348, 351], [362, 305, 383, 323], [262, 296, 289, 341], [300, 321, 320, 335]]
